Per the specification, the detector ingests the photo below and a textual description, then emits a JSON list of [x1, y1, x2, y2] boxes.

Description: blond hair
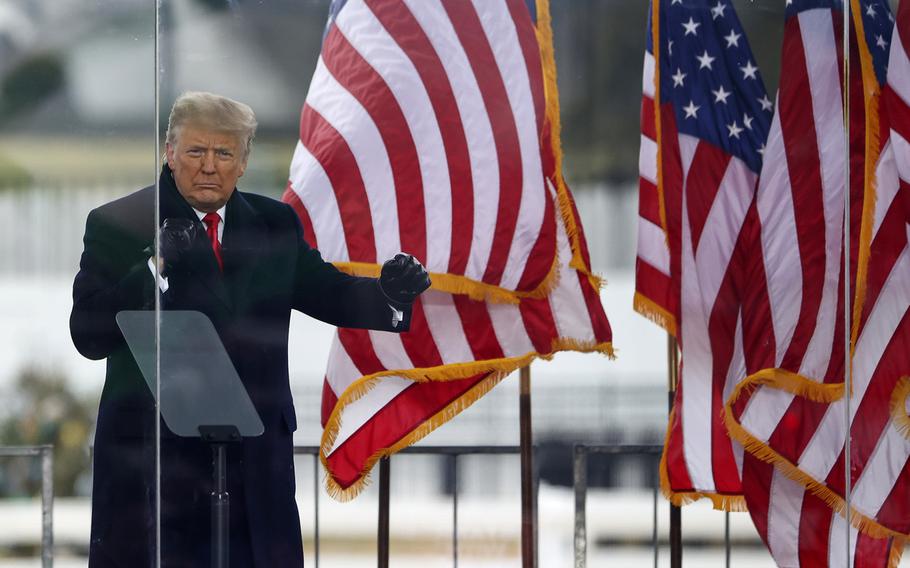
[[165, 91, 258, 159]]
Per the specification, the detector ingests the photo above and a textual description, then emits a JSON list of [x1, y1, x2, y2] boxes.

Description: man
[[70, 91, 430, 567]]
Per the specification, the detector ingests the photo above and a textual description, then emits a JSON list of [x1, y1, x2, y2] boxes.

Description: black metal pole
[[668, 335, 682, 568], [211, 443, 229, 568], [520, 366, 537, 568], [313, 455, 320, 568], [452, 454, 459, 567], [378, 456, 390, 568]]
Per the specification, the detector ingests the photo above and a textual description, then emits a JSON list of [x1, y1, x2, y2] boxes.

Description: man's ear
[[165, 143, 175, 169]]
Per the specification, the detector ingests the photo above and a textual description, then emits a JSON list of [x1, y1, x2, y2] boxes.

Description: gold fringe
[[633, 292, 678, 337], [849, 0, 883, 356], [889, 535, 906, 568], [658, 406, 676, 501], [708, 494, 748, 513], [550, 338, 615, 359], [724, 369, 910, 542], [657, 406, 746, 511], [533, 0, 602, 282], [890, 377, 910, 439], [322, 374, 505, 501], [334, 256, 560, 305], [321, 340, 614, 500], [651, 0, 669, 245], [726, 368, 844, 407]]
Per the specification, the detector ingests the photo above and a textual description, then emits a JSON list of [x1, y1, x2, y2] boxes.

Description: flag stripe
[[453, 294, 507, 360], [301, 58, 402, 259], [767, 469, 805, 566], [685, 143, 731, 251], [321, 378, 339, 428], [778, 11, 834, 373], [288, 140, 350, 262], [473, 0, 550, 290], [326, 375, 488, 489], [443, 3, 523, 290], [282, 183, 319, 250], [506, 0, 547, 146], [846, 313, 910, 504], [403, 0, 500, 283], [327, 376, 413, 461], [338, 327, 386, 376], [488, 301, 536, 357], [639, 179, 663, 228], [443, 1, 525, 288], [422, 292, 477, 364], [709, 255, 746, 492], [875, 452, 910, 534], [797, 246, 910, 481], [577, 270, 613, 345], [300, 105, 378, 262], [517, 179, 556, 291], [666, 387, 695, 491], [398, 298, 446, 368], [792, 9, 845, 380], [365, 0, 473, 275], [797, 489, 834, 568], [322, 22, 428, 263], [336, 2, 455, 270], [305, 0, 612, 501]]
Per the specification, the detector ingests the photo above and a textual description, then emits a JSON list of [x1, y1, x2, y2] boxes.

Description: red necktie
[[202, 212, 223, 272]]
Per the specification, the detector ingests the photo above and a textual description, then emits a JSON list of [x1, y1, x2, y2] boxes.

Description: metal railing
[[0, 445, 54, 568], [573, 443, 733, 568], [573, 444, 662, 568], [294, 444, 523, 568], [296, 443, 729, 568], [0, 442, 738, 567]]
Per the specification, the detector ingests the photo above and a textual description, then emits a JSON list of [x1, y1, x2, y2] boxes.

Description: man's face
[[166, 125, 247, 212]]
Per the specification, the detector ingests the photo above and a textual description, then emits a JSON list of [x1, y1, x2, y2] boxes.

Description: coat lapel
[[159, 167, 233, 311], [222, 190, 266, 311]]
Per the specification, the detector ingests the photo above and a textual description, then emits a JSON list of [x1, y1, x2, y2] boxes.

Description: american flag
[[283, 0, 567, 304], [283, 0, 612, 497], [723, 0, 910, 565], [637, 0, 772, 509]]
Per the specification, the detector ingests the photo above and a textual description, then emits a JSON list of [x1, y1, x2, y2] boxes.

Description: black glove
[[158, 218, 201, 278], [379, 254, 431, 304]]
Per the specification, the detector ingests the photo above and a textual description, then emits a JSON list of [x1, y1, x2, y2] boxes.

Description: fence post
[[378, 456, 390, 568], [668, 335, 682, 568], [313, 455, 320, 568], [519, 366, 537, 568], [573, 445, 587, 568], [41, 445, 53, 568], [451, 454, 459, 567]]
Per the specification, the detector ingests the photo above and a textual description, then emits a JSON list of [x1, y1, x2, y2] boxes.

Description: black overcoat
[[70, 166, 410, 567]]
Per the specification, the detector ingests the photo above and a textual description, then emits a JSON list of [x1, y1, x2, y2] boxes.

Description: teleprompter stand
[[116, 310, 264, 568]]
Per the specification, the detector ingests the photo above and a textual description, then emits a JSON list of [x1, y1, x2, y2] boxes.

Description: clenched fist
[[379, 254, 431, 304]]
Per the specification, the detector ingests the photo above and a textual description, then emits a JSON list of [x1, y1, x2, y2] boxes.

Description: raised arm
[[287, 206, 428, 332]]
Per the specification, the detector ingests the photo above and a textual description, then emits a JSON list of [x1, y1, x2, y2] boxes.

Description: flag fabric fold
[[284, 0, 612, 499], [637, 0, 773, 510], [720, 1, 910, 565], [282, 0, 600, 305], [640, 1, 910, 564]]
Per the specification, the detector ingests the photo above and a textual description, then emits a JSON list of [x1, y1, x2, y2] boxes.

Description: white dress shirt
[[148, 206, 225, 293]]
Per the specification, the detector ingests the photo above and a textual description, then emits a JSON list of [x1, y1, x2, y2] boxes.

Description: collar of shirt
[[193, 205, 226, 243]]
